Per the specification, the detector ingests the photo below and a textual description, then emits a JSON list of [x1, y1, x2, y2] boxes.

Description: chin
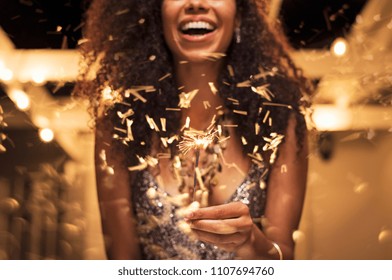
[[175, 48, 228, 64]]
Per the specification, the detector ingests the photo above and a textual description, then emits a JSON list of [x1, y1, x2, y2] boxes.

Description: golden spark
[[251, 84, 274, 101], [208, 82, 218, 95], [178, 89, 198, 108], [178, 128, 217, 155], [262, 132, 285, 164]]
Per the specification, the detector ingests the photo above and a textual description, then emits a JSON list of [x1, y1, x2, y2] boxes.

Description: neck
[[175, 60, 225, 130]]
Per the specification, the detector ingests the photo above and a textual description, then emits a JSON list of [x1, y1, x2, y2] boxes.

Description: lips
[[180, 21, 216, 35], [178, 19, 217, 40]]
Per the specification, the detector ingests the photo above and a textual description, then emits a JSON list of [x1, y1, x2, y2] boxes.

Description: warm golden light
[[31, 70, 47, 84], [0, 60, 13, 81], [312, 106, 351, 131], [9, 89, 30, 111], [39, 128, 54, 143], [331, 38, 348, 57]]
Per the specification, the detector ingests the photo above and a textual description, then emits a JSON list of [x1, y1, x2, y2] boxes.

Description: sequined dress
[[131, 164, 267, 260]]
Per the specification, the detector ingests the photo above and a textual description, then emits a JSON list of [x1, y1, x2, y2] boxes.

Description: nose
[[185, 0, 209, 14]]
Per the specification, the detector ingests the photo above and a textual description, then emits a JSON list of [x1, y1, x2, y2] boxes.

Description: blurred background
[[0, 0, 391, 259]]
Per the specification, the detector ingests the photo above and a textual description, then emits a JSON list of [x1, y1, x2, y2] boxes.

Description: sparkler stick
[[178, 129, 217, 201], [193, 149, 200, 201]]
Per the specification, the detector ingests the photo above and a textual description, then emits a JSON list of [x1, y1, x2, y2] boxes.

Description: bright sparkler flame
[[178, 128, 217, 155]]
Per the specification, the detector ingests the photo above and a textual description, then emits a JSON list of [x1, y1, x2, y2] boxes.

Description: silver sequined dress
[[131, 164, 267, 260]]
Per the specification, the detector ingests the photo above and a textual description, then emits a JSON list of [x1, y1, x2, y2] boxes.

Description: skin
[[161, 0, 308, 259], [95, 0, 308, 260]]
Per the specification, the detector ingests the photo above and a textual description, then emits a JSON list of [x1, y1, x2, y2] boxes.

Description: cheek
[[161, 12, 173, 45]]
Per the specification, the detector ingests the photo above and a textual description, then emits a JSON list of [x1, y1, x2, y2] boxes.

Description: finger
[[177, 201, 200, 218], [190, 216, 252, 234], [186, 202, 249, 220], [192, 229, 244, 245], [191, 219, 238, 234]]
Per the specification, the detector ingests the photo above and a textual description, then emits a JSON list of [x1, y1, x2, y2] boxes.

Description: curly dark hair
[[74, 0, 313, 167]]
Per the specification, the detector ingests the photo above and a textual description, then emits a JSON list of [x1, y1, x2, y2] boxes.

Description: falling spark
[[237, 80, 251, 88], [227, 97, 240, 105], [223, 124, 238, 128], [227, 65, 235, 77], [145, 115, 160, 131], [124, 89, 147, 103], [117, 108, 134, 123], [255, 123, 260, 135], [233, 110, 248, 116], [241, 136, 248, 145], [160, 118, 167, 131], [263, 133, 285, 164], [203, 101, 211, 109], [167, 135, 179, 144], [160, 137, 168, 148], [281, 164, 287, 173], [159, 73, 172, 81], [251, 84, 274, 101], [178, 89, 199, 108], [208, 82, 218, 95], [202, 52, 226, 61], [126, 119, 134, 141], [253, 67, 277, 80], [166, 107, 181, 111], [262, 102, 293, 109], [116, 8, 130, 15], [184, 116, 191, 129], [263, 110, 271, 123], [114, 127, 126, 134], [218, 136, 231, 143]]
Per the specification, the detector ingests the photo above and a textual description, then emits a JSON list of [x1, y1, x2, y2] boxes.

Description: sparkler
[[178, 128, 217, 201], [178, 89, 198, 108]]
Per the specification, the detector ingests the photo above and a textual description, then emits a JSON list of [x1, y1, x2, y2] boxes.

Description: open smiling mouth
[[180, 21, 216, 36]]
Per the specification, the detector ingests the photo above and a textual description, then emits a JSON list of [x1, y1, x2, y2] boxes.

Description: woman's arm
[[252, 114, 308, 259], [94, 116, 141, 259], [185, 115, 308, 259]]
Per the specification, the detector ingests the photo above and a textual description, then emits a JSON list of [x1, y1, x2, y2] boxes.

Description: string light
[[31, 69, 47, 84], [312, 106, 351, 131], [0, 60, 13, 81], [331, 37, 348, 57], [9, 89, 30, 111], [39, 128, 54, 143]]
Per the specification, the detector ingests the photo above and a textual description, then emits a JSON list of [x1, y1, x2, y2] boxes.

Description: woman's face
[[162, 0, 237, 63]]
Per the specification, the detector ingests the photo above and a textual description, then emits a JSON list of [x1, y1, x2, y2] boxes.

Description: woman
[[76, 0, 312, 260]]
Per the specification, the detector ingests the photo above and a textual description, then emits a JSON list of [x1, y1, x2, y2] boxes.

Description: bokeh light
[[9, 89, 30, 111], [39, 128, 54, 143], [331, 38, 348, 57]]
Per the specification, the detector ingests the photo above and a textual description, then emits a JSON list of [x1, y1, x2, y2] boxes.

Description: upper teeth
[[181, 21, 215, 31]]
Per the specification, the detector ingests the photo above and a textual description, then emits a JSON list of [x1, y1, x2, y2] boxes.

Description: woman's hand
[[185, 202, 254, 252]]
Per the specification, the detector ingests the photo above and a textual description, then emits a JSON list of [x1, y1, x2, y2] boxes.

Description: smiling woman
[[162, 0, 236, 62], [74, 0, 313, 260]]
